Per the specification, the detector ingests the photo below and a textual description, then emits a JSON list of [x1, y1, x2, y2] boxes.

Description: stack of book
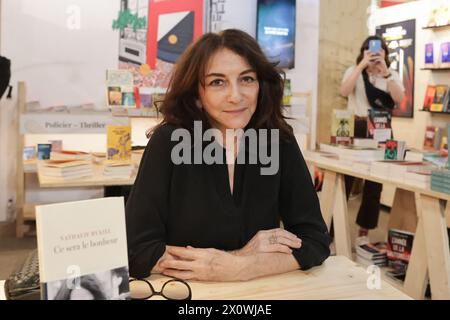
[[50, 150, 93, 161], [404, 166, 433, 189], [103, 160, 134, 178], [355, 241, 388, 267], [39, 160, 94, 180], [319, 143, 384, 162], [431, 169, 450, 194]]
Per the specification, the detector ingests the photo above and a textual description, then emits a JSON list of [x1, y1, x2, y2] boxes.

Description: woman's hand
[[152, 245, 182, 273], [357, 50, 374, 70], [372, 55, 390, 76], [159, 246, 248, 281], [233, 228, 302, 256]]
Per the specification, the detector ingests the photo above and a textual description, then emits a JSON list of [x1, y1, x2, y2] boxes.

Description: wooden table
[[134, 256, 410, 300], [305, 151, 450, 300]]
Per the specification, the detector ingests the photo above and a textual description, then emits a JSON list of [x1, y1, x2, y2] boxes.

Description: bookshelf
[[422, 24, 450, 31], [419, 109, 450, 115], [15, 82, 156, 237], [420, 67, 450, 71]]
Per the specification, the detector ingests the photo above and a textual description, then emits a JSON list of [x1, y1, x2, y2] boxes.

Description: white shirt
[[342, 66, 404, 117]]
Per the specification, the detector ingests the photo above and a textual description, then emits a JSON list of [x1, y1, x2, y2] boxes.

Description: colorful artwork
[[376, 19, 416, 118], [115, 0, 203, 89], [256, 0, 296, 69]]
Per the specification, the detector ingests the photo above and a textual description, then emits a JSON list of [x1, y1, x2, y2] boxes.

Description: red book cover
[[423, 126, 437, 150], [423, 85, 436, 111]]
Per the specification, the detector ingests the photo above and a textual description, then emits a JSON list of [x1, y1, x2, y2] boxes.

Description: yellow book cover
[[107, 125, 132, 161], [430, 85, 448, 112], [330, 109, 354, 145]]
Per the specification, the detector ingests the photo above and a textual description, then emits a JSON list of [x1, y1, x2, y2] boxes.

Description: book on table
[[36, 197, 130, 300], [38, 160, 93, 180]]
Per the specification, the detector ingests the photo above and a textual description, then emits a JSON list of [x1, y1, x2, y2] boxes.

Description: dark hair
[[154, 29, 293, 140], [356, 35, 390, 68]]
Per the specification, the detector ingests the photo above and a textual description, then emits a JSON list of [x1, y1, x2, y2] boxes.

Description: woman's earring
[[196, 100, 202, 109]]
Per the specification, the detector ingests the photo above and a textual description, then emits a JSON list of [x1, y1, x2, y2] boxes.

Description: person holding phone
[[339, 36, 405, 237]]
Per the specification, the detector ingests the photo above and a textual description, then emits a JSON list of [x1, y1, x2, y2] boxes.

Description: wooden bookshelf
[[422, 24, 450, 31], [420, 67, 450, 71], [419, 109, 450, 115]]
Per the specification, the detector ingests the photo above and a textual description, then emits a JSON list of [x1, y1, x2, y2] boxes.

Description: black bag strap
[[0, 56, 11, 99], [362, 69, 395, 111]]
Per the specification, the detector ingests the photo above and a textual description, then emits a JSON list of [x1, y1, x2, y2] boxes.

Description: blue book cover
[[441, 42, 450, 63], [37, 144, 52, 160], [425, 43, 434, 64]]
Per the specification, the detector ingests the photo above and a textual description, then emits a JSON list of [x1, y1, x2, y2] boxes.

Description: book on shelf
[[430, 85, 448, 112], [441, 41, 450, 68], [425, 43, 435, 67], [106, 70, 135, 109], [48, 140, 63, 153], [107, 125, 132, 161], [423, 85, 436, 111], [37, 144, 52, 160], [442, 88, 450, 113], [36, 197, 130, 300], [368, 109, 392, 143], [23, 146, 37, 161], [330, 109, 354, 145], [384, 140, 406, 161], [423, 126, 438, 150], [38, 160, 94, 180]]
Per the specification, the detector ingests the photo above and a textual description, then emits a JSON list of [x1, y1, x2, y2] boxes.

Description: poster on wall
[[376, 19, 415, 118], [114, 0, 203, 89], [209, 0, 257, 36], [256, 0, 296, 70]]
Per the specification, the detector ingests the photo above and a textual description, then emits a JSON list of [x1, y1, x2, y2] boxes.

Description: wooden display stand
[[16, 82, 32, 237]]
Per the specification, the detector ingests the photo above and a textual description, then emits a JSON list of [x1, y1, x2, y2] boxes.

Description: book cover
[[36, 198, 130, 300], [430, 85, 449, 112], [106, 70, 134, 108], [107, 126, 132, 161], [423, 85, 436, 111], [424, 126, 437, 150], [368, 109, 392, 142], [330, 109, 354, 145], [387, 229, 414, 263], [441, 42, 450, 67], [442, 88, 450, 112], [425, 43, 435, 66], [283, 79, 292, 106], [23, 146, 37, 161], [384, 140, 398, 160], [37, 144, 52, 160]]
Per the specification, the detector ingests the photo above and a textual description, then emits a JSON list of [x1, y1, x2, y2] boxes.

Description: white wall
[[371, 0, 450, 149], [0, 0, 123, 222]]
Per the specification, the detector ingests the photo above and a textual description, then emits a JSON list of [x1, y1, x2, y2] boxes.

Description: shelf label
[[20, 114, 130, 134]]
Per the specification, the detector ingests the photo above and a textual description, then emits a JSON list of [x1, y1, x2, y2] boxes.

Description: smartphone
[[369, 40, 382, 53]]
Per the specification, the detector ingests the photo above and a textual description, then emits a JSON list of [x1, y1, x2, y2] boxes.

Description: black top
[[125, 124, 331, 278]]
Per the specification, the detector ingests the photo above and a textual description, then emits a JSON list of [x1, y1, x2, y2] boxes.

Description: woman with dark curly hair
[[126, 29, 331, 281]]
